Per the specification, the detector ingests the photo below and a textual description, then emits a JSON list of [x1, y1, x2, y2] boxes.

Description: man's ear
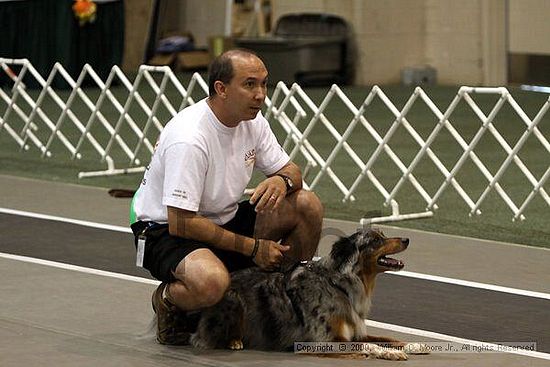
[[214, 80, 227, 99]]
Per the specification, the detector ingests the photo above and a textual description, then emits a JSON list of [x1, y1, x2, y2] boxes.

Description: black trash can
[[235, 13, 355, 86]]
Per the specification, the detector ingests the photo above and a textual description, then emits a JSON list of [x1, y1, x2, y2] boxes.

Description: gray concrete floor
[[3, 174, 548, 293], [1, 174, 549, 366]]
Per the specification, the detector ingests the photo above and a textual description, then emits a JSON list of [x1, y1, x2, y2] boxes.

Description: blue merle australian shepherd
[[190, 229, 428, 360]]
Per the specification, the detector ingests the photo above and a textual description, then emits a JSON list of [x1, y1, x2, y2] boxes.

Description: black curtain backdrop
[[0, 0, 124, 88]]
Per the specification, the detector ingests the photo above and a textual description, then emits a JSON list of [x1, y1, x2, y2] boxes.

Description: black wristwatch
[[276, 174, 294, 192]]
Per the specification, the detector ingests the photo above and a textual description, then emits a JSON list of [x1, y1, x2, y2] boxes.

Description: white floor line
[[0, 207, 132, 233], [0, 252, 159, 286], [365, 320, 550, 361], [388, 271, 550, 301], [2, 206, 550, 301], [1, 251, 548, 361]]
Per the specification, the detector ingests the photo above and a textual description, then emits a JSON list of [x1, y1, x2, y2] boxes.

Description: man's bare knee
[[295, 190, 324, 221], [197, 266, 230, 306], [170, 250, 231, 309]]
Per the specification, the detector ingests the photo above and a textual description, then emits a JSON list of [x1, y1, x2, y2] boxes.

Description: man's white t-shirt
[[133, 99, 290, 225]]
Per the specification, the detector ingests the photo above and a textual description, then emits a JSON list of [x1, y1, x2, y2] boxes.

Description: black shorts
[[131, 201, 257, 282]]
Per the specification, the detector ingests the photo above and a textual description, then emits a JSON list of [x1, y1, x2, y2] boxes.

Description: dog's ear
[[328, 233, 360, 273]]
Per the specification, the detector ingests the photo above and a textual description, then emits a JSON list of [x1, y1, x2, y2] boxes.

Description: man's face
[[224, 55, 268, 124]]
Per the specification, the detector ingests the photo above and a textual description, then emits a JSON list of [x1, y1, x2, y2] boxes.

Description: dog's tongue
[[378, 256, 404, 270]]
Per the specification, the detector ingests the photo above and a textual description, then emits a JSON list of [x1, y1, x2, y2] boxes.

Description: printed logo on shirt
[[244, 148, 256, 167], [171, 189, 188, 200]]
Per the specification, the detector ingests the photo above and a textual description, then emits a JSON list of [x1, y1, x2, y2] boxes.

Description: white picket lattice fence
[[1, 58, 548, 223], [268, 82, 550, 223]]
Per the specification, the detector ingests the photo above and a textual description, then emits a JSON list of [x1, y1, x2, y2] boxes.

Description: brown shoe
[[151, 282, 190, 345]]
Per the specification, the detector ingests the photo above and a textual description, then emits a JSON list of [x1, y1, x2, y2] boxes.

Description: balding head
[[207, 49, 263, 97]]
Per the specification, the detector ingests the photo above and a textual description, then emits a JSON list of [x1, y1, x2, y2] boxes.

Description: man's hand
[[252, 239, 290, 271], [249, 175, 287, 213]]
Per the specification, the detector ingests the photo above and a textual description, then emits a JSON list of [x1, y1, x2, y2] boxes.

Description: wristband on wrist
[[276, 174, 294, 193], [251, 238, 260, 259]]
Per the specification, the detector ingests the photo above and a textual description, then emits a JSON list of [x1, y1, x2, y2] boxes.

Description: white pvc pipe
[[224, 0, 232, 36], [2, 57, 547, 223]]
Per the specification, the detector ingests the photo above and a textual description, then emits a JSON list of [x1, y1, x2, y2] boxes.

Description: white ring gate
[[1, 58, 548, 223]]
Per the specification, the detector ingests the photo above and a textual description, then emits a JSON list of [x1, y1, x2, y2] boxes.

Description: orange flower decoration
[[73, 0, 97, 26]]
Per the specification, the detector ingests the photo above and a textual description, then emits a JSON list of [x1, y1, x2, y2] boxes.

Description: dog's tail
[[108, 189, 136, 198], [134, 315, 157, 342]]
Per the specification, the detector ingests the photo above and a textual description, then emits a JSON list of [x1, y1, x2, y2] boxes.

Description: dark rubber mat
[[1, 213, 548, 353]]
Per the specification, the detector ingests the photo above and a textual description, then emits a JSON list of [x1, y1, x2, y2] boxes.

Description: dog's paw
[[189, 333, 209, 349], [380, 349, 408, 361], [228, 339, 244, 350], [365, 344, 408, 361], [404, 343, 430, 355]]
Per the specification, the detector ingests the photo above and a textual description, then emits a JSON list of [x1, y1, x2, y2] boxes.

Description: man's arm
[[271, 161, 302, 194], [167, 206, 289, 269], [249, 161, 302, 212]]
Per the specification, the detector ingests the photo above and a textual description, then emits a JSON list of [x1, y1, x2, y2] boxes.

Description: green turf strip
[[1, 76, 548, 248]]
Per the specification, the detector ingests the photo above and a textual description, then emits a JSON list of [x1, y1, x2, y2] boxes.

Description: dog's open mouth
[[377, 255, 404, 270]]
